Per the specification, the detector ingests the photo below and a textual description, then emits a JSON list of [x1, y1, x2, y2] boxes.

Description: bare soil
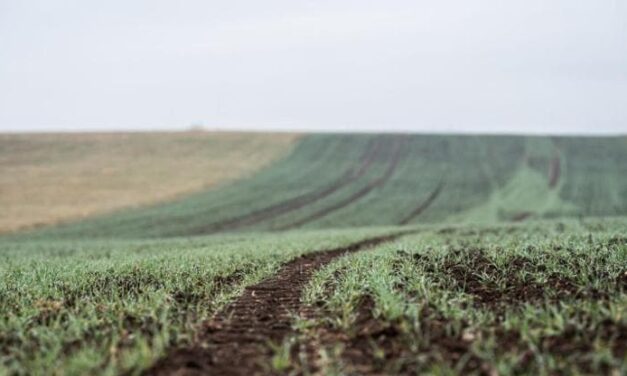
[[438, 250, 610, 311]]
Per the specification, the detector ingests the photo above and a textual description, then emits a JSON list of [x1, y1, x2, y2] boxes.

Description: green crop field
[[1, 133, 626, 375]]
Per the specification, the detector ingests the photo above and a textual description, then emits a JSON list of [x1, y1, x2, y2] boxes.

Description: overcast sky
[[1, 0, 626, 134]]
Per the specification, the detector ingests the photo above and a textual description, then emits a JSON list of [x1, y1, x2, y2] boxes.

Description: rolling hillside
[[0, 132, 299, 234], [15, 133, 627, 239]]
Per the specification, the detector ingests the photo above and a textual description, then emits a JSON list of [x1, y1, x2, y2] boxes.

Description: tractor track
[[398, 179, 445, 225], [548, 154, 561, 189], [548, 137, 562, 189], [279, 138, 405, 230], [185, 139, 385, 235], [144, 231, 415, 376]]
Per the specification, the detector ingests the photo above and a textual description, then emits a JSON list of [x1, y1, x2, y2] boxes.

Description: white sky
[[1, 0, 626, 134]]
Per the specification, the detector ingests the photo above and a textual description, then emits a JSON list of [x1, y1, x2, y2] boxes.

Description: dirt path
[[398, 179, 445, 225], [145, 231, 413, 376], [185, 139, 384, 236], [279, 138, 405, 230]]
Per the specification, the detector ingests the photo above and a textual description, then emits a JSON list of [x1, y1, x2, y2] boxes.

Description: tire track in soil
[[548, 137, 562, 190], [398, 179, 445, 225], [184, 139, 384, 236], [548, 154, 561, 189], [144, 231, 415, 376], [278, 138, 405, 231]]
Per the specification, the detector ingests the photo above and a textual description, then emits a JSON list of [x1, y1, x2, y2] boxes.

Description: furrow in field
[[144, 231, 415, 376], [398, 179, 445, 225], [185, 139, 384, 235], [279, 138, 405, 230]]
